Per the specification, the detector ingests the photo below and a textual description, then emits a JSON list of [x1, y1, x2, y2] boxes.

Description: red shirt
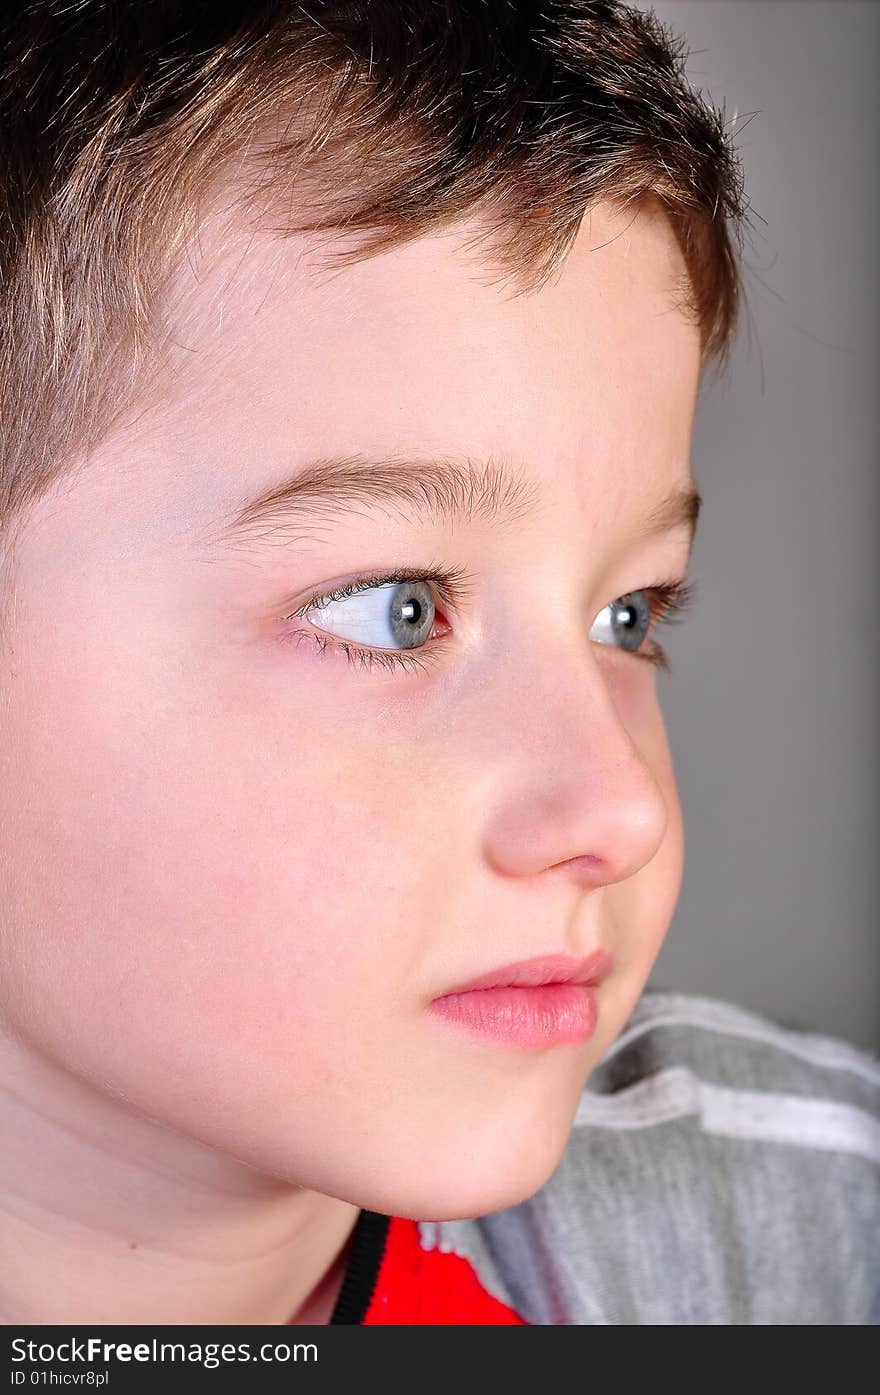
[[326, 1211, 527, 1325]]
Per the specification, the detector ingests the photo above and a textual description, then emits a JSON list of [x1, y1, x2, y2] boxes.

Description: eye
[[302, 577, 441, 651], [589, 582, 695, 672], [590, 591, 653, 653], [281, 565, 470, 676]]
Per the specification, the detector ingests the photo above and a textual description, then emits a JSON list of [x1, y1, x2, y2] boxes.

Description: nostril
[[551, 853, 606, 880]]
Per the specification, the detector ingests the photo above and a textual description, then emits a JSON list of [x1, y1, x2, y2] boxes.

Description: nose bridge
[[477, 645, 669, 885]]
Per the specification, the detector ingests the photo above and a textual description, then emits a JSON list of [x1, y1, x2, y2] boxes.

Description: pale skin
[[0, 195, 702, 1324]]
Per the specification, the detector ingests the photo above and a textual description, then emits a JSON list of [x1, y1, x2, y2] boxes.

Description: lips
[[435, 948, 614, 998], [428, 949, 613, 1049]]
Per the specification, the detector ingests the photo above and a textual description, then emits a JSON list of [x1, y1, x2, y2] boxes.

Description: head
[[0, 1, 746, 1220]]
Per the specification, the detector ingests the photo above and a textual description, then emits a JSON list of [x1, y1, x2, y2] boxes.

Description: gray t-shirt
[[417, 990, 880, 1324]]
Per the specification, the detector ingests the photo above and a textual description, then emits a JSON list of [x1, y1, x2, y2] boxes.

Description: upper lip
[[435, 948, 614, 997]]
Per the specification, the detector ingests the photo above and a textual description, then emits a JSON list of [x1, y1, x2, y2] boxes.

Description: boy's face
[[0, 198, 700, 1220]]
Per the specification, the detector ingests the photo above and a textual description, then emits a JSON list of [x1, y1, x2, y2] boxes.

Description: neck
[[0, 1029, 360, 1325]]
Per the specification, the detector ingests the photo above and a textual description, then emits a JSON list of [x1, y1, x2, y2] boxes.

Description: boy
[[0, 0, 877, 1326]]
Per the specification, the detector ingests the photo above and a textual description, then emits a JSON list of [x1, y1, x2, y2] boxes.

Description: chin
[[340, 1127, 572, 1223], [379, 1167, 562, 1223]]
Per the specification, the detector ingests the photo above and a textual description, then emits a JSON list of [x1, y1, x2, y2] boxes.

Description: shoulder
[[579, 988, 880, 1149], [419, 990, 880, 1324]]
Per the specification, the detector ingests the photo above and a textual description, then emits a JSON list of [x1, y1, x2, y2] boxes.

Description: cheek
[[634, 748, 684, 962], [604, 659, 686, 963], [0, 629, 424, 1126]]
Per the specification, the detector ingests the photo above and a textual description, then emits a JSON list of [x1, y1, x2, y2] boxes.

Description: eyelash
[[282, 565, 696, 677]]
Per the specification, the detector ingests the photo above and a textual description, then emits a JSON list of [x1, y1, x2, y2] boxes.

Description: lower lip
[[428, 983, 599, 1048]]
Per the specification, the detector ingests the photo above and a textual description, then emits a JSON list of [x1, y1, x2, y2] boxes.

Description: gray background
[[635, 1, 879, 1051]]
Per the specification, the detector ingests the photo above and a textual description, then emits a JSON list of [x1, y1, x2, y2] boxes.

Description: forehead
[[61, 196, 702, 572], [151, 195, 700, 469]]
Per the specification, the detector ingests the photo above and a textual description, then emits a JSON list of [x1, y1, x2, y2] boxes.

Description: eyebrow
[[204, 452, 701, 555]]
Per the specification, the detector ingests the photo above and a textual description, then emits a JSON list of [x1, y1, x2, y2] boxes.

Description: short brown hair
[[0, 0, 748, 559]]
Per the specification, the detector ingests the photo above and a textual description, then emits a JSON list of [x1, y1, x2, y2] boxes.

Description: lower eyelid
[[282, 623, 448, 675]]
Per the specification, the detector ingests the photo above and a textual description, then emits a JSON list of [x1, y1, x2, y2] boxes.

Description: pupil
[[402, 598, 421, 624]]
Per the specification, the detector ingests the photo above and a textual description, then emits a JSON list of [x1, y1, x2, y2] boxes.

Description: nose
[[480, 656, 670, 891]]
